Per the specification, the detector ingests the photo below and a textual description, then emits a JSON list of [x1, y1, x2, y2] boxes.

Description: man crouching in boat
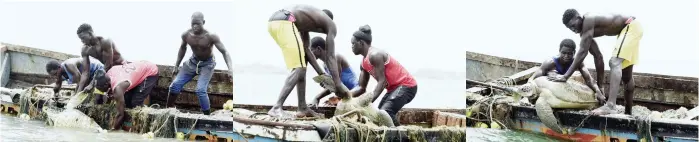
[[349, 25, 418, 126], [307, 36, 360, 108], [46, 57, 104, 95], [86, 61, 159, 130], [529, 39, 606, 105]]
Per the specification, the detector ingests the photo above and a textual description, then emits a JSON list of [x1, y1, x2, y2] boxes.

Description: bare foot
[[591, 104, 617, 115], [295, 108, 322, 118], [267, 107, 285, 117]]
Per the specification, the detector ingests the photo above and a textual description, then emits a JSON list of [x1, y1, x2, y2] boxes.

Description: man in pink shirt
[[86, 60, 159, 130]]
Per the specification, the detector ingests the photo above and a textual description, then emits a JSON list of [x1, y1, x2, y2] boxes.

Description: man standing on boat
[[349, 25, 418, 126], [267, 5, 349, 118], [529, 39, 605, 105], [167, 12, 235, 115], [87, 60, 159, 130], [76, 23, 129, 92], [46, 57, 104, 95], [306, 36, 360, 108], [553, 9, 643, 115]]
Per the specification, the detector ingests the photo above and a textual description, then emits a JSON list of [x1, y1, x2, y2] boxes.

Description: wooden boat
[[0, 43, 467, 142], [465, 51, 698, 142]]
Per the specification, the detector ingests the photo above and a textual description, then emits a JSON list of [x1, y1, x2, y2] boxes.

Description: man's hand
[[172, 66, 179, 76], [308, 99, 320, 109], [595, 92, 606, 106], [547, 74, 568, 82], [83, 84, 94, 92]]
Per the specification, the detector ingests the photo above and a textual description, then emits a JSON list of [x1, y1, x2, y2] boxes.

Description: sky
[[0, 1, 235, 70], [0, 0, 696, 108], [462, 0, 699, 77], [231, 0, 465, 75]]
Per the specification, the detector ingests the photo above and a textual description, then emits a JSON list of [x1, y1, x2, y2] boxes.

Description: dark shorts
[[124, 75, 159, 108], [378, 85, 418, 126]]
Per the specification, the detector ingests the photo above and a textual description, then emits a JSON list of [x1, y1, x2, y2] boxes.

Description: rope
[[570, 112, 594, 134], [185, 116, 200, 136], [153, 112, 171, 136]]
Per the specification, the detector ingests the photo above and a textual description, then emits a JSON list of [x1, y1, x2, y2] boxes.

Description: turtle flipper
[[313, 75, 336, 92], [378, 110, 395, 127], [536, 89, 565, 134]]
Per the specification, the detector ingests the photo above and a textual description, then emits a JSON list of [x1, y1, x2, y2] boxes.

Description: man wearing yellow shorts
[[552, 8, 643, 115], [267, 5, 350, 118]]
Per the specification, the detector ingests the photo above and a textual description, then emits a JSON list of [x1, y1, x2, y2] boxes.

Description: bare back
[[269, 5, 331, 34], [584, 13, 635, 37], [182, 30, 216, 60]]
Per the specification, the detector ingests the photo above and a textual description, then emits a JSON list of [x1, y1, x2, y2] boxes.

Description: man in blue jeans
[[168, 12, 235, 115]]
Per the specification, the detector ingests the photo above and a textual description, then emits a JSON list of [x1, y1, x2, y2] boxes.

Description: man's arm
[[77, 47, 92, 91], [110, 82, 129, 130], [53, 73, 63, 94], [578, 63, 602, 93], [368, 52, 388, 102], [102, 39, 115, 71], [174, 33, 188, 70], [322, 21, 348, 96], [300, 32, 325, 75], [350, 66, 371, 97], [561, 18, 596, 80], [211, 34, 234, 79], [313, 89, 332, 103], [530, 59, 555, 82], [65, 63, 82, 85]]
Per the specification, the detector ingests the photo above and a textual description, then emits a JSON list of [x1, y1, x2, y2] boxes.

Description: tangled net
[[126, 106, 180, 138], [321, 116, 465, 142]]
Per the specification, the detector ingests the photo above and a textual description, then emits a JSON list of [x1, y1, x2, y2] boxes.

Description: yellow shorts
[[268, 20, 306, 70], [612, 20, 643, 69]]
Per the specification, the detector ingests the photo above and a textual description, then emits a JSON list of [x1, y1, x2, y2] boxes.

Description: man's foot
[[202, 110, 211, 115], [267, 107, 285, 117], [591, 104, 618, 115], [295, 108, 322, 118]]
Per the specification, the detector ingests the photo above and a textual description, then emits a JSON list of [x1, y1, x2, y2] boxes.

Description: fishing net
[[465, 95, 516, 129], [321, 116, 465, 142], [126, 106, 179, 138]]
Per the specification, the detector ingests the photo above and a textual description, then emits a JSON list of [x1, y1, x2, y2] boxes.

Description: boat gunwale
[[466, 51, 698, 92]]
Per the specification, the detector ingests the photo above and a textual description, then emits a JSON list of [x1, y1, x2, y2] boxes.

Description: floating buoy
[[19, 113, 30, 121], [475, 122, 489, 128], [142, 132, 154, 139], [176, 132, 185, 140], [223, 100, 234, 110], [490, 122, 501, 129]]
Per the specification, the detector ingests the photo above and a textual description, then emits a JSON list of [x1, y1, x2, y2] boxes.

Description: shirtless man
[[529, 39, 605, 105], [349, 25, 418, 126], [46, 57, 104, 94], [76, 23, 128, 92], [306, 36, 360, 108], [168, 12, 235, 115], [551, 9, 643, 115], [267, 5, 347, 118]]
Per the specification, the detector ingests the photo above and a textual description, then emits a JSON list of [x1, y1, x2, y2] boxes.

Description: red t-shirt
[[361, 53, 417, 92], [106, 61, 159, 91]]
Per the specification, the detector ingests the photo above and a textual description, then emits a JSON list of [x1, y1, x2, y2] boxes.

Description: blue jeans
[[169, 56, 216, 111]]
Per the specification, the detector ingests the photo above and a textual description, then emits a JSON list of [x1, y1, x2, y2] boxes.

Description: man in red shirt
[[86, 60, 159, 130], [348, 25, 418, 126]]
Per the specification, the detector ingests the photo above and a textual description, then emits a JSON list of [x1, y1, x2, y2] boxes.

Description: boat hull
[[465, 51, 699, 142]]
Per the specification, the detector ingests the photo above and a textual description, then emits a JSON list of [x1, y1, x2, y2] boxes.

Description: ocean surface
[[0, 114, 183, 142]]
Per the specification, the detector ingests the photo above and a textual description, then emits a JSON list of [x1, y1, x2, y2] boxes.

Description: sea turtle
[[313, 75, 394, 127], [517, 76, 598, 134], [334, 91, 395, 127]]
